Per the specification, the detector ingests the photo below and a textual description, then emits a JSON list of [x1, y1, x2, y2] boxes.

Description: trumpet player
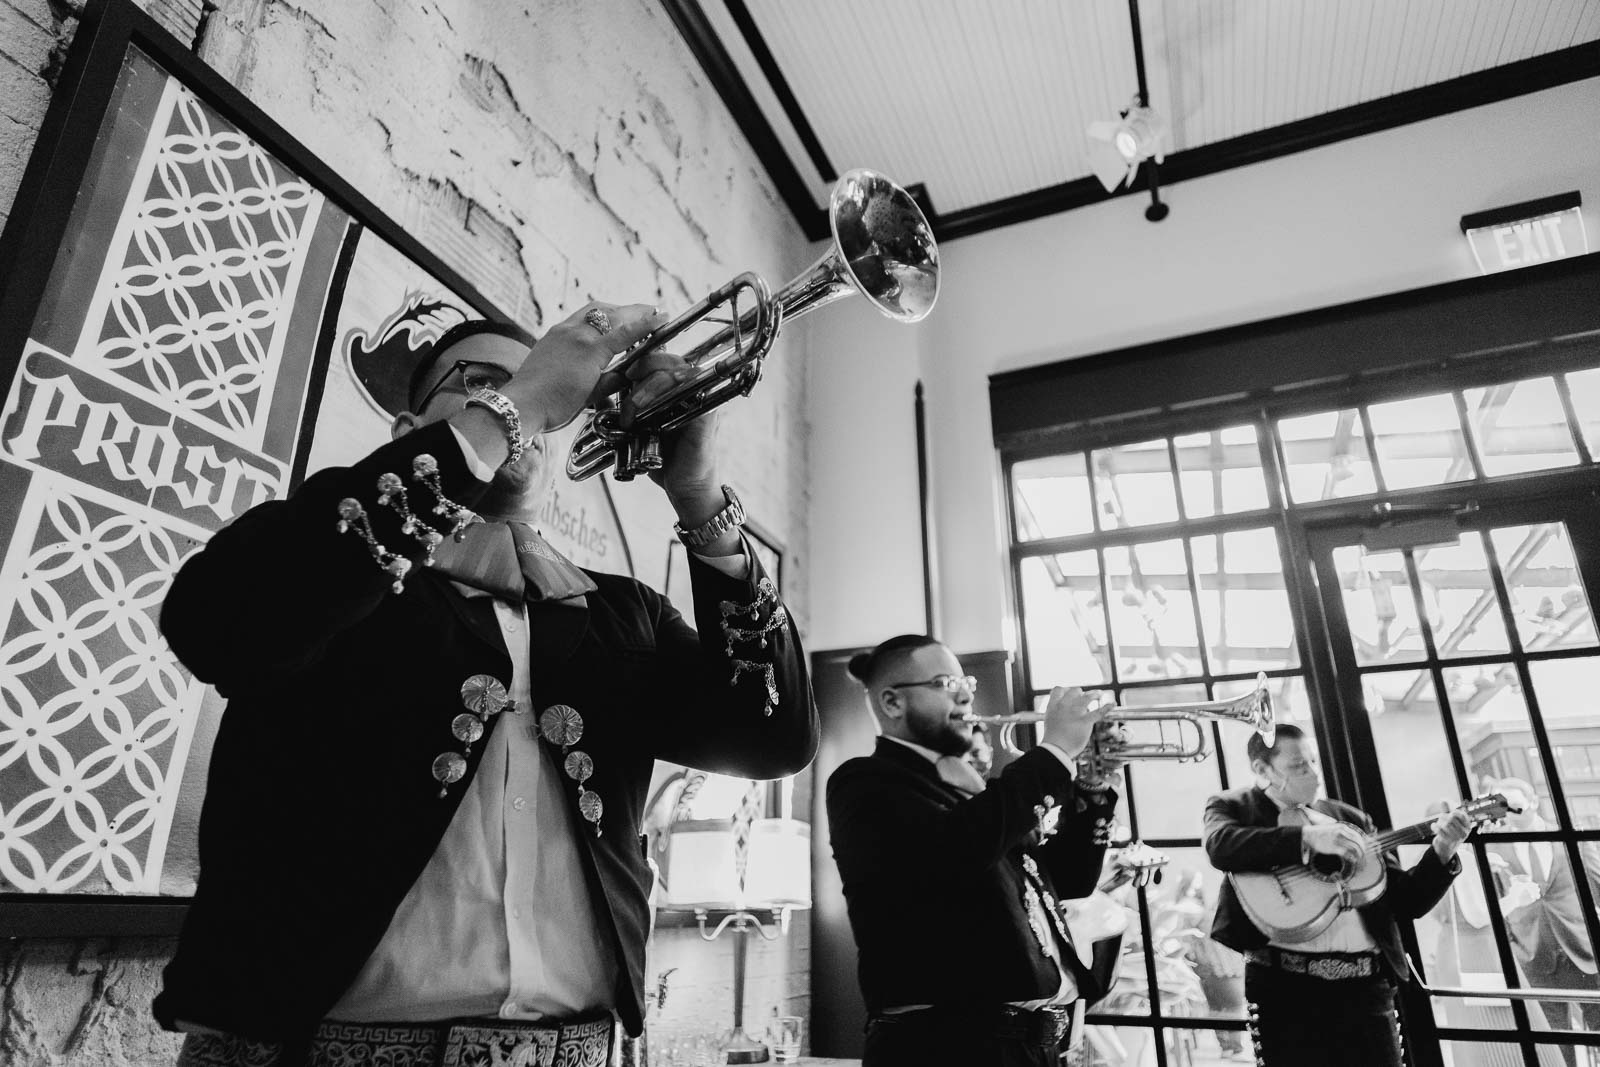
[[155, 307, 817, 1066], [826, 635, 1122, 1067]]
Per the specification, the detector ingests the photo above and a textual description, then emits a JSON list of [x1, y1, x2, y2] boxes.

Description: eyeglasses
[[414, 359, 515, 411], [887, 675, 979, 695]]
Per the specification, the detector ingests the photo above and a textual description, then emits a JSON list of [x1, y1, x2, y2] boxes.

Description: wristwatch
[[674, 485, 746, 548]]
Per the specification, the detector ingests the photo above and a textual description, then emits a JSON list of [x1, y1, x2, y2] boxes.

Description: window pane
[[1012, 453, 1094, 541], [1362, 668, 1462, 823], [1477, 844, 1600, 1017], [1368, 392, 1475, 489], [1444, 662, 1572, 832], [1146, 846, 1247, 1024], [1086, 907, 1154, 1021], [1334, 544, 1427, 666], [1565, 367, 1600, 461], [1018, 552, 1110, 690], [1278, 408, 1379, 503], [1175, 425, 1269, 519], [1411, 848, 1527, 1035], [1527, 656, 1600, 830], [1117, 684, 1216, 840], [1463, 377, 1580, 477], [1093, 439, 1180, 530], [1490, 524, 1598, 652], [1105, 540, 1200, 682], [1443, 1043, 1562, 1067], [1166, 1027, 1253, 1064], [1193, 529, 1301, 675], [1414, 533, 1512, 658]]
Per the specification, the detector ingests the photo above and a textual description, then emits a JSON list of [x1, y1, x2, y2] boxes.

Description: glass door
[[1305, 498, 1600, 1067]]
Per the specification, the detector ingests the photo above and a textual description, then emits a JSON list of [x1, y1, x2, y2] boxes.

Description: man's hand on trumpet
[[1040, 686, 1110, 761], [610, 340, 743, 558]]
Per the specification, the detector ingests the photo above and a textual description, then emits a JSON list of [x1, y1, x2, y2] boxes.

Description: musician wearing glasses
[[826, 634, 1121, 1067], [1203, 724, 1474, 1066], [155, 308, 817, 1066]]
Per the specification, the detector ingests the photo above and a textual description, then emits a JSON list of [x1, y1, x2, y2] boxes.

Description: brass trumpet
[[566, 168, 939, 481], [964, 673, 1276, 782]]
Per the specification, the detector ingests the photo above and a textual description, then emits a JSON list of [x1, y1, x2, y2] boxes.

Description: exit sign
[[1461, 192, 1588, 275]]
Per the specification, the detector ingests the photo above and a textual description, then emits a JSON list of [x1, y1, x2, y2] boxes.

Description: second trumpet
[[964, 672, 1276, 780]]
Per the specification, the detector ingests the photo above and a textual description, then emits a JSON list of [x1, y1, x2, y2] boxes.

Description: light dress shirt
[[1514, 840, 1554, 884], [880, 735, 1080, 1006], [1267, 792, 1378, 955], [328, 427, 748, 1022]]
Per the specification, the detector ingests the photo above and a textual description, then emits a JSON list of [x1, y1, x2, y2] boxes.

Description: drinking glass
[[766, 1016, 803, 1063]]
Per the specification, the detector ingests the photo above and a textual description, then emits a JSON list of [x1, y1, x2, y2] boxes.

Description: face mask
[[1268, 766, 1319, 807]]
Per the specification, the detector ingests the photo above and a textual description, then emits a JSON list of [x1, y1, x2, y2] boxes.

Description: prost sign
[[1461, 192, 1588, 275]]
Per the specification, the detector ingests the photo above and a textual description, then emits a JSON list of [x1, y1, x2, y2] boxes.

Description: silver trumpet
[[964, 672, 1276, 782], [566, 168, 940, 481]]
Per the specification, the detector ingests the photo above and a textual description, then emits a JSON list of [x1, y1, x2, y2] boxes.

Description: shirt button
[[512, 906, 522, 919], [505, 620, 520, 633], [500, 1003, 518, 1019], [512, 796, 527, 811]]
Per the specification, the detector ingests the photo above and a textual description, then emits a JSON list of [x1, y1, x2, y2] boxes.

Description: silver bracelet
[[463, 387, 530, 468]]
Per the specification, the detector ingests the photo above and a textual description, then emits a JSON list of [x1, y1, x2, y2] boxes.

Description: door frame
[[1298, 484, 1600, 1067]]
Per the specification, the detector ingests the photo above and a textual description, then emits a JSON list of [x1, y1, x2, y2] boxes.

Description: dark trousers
[[1526, 950, 1600, 1066], [1245, 962, 1404, 1067], [863, 1007, 1067, 1067]]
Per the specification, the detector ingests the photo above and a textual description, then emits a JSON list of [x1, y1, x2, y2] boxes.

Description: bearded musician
[[1204, 724, 1474, 1066], [826, 635, 1122, 1067]]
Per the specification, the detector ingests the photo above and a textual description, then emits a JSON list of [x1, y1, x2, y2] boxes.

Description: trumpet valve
[[613, 435, 663, 482]]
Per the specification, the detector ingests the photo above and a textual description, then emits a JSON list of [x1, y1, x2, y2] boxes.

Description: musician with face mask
[[1203, 724, 1474, 1066]]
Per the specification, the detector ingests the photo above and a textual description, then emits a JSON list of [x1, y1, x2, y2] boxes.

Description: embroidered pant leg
[[1245, 964, 1402, 1067]]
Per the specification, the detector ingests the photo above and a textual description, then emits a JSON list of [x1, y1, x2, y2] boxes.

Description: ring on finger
[[583, 307, 612, 336]]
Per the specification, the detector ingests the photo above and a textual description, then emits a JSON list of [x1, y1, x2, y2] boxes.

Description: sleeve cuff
[[691, 547, 750, 579], [1038, 742, 1076, 774], [448, 423, 497, 482]]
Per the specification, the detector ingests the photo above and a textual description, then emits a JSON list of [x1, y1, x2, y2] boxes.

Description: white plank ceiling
[[684, 0, 1600, 233]]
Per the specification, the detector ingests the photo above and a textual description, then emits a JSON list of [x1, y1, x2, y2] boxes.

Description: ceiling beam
[[939, 42, 1600, 240]]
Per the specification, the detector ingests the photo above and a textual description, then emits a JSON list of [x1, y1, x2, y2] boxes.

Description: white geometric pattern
[[0, 474, 206, 892], [78, 71, 321, 452]]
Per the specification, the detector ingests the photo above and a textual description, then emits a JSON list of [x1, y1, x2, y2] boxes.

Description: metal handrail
[[1411, 960, 1600, 1003]]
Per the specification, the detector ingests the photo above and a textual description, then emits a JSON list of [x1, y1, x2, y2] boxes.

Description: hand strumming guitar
[[1302, 823, 1364, 865]]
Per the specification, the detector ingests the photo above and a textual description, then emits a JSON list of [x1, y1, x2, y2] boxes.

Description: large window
[[1007, 353, 1600, 1067]]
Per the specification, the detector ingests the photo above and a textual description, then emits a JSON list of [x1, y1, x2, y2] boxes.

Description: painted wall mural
[[0, 42, 627, 905]]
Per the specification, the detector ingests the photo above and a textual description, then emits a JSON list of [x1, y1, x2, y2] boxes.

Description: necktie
[[430, 522, 597, 602], [935, 754, 988, 796]]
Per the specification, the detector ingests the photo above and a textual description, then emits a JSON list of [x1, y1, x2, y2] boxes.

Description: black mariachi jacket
[[825, 738, 1117, 1013], [1204, 785, 1459, 978], [153, 420, 817, 1042]]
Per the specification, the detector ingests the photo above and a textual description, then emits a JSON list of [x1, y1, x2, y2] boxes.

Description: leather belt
[[177, 1012, 615, 1067], [871, 1003, 1076, 1049], [1246, 946, 1382, 982]]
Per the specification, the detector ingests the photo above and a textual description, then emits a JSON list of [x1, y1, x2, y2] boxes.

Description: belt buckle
[[443, 1022, 558, 1067], [1307, 956, 1367, 981]]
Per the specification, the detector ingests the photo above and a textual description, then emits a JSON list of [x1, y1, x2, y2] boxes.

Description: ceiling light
[[1087, 102, 1169, 194]]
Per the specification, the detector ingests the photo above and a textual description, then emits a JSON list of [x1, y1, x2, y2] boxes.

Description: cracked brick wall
[[1, 0, 816, 1062]]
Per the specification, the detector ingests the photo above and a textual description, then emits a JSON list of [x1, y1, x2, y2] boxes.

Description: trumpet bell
[[830, 169, 940, 324], [564, 168, 939, 482]]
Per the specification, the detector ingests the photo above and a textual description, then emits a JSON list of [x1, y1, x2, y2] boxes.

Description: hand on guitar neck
[[1428, 806, 1475, 862]]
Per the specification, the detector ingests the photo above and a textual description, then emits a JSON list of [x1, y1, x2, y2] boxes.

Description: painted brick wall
[[0, 0, 815, 1062]]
